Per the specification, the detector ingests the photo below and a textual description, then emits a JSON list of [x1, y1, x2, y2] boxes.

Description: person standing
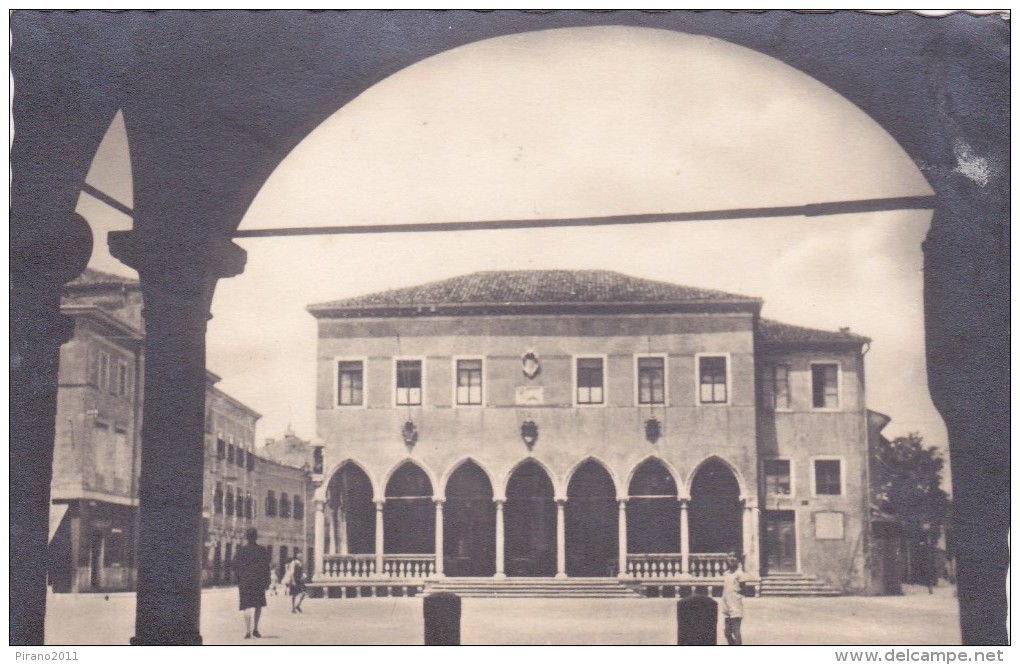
[[720, 552, 745, 645], [234, 527, 272, 639], [288, 553, 307, 613]]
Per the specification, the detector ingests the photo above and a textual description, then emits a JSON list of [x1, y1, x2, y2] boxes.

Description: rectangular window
[[227, 444, 235, 465], [456, 359, 483, 405], [772, 365, 791, 410], [396, 359, 423, 406], [293, 497, 304, 520], [236, 448, 245, 468], [814, 460, 842, 495], [337, 360, 364, 406], [576, 357, 604, 405], [246, 450, 255, 471], [637, 357, 665, 405], [118, 363, 128, 396], [265, 491, 277, 517], [216, 437, 226, 460], [225, 487, 235, 516], [245, 493, 254, 519], [764, 460, 792, 495], [98, 352, 110, 392], [214, 483, 223, 514], [812, 363, 839, 409], [698, 356, 728, 404]]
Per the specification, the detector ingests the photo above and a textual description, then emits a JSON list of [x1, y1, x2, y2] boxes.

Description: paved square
[[44, 584, 961, 646]]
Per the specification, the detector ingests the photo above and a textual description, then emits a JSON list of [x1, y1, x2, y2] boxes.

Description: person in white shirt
[[720, 552, 744, 645]]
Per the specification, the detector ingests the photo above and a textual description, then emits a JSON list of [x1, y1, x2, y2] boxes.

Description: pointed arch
[[564, 455, 621, 500], [684, 454, 748, 499], [381, 457, 438, 500], [687, 455, 743, 555], [443, 458, 496, 577], [627, 456, 681, 556], [625, 455, 681, 498], [440, 456, 496, 501], [318, 458, 377, 502], [501, 455, 559, 501], [503, 457, 558, 577], [322, 459, 376, 556]]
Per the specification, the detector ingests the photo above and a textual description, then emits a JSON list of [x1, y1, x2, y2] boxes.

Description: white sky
[[76, 26, 946, 476]]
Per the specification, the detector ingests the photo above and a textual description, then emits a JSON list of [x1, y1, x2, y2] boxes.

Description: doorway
[[504, 461, 557, 577], [565, 460, 618, 577], [764, 510, 797, 573], [444, 462, 495, 576]]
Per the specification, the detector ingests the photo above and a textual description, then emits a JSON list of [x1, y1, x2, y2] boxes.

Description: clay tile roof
[[758, 318, 870, 345], [309, 270, 760, 313]]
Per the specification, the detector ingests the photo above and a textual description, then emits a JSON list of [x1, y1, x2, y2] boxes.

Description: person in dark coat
[[234, 527, 271, 639]]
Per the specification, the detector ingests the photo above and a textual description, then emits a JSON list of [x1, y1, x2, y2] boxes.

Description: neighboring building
[[49, 270, 144, 593], [306, 270, 873, 594], [50, 269, 313, 592], [264, 425, 314, 470]]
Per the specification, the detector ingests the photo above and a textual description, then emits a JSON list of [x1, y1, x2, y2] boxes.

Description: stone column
[[742, 497, 760, 577], [617, 500, 629, 578], [314, 500, 326, 577], [555, 500, 567, 579], [679, 498, 690, 577], [434, 500, 445, 578], [374, 501, 385, 577], [494, 500, 506, 579]]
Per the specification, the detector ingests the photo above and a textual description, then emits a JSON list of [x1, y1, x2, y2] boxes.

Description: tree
[[874, 432, 951, 532]]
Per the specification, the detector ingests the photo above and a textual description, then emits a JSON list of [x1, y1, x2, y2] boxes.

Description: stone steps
[[760, 573, 841, 597], [424, 577, 643, 598]]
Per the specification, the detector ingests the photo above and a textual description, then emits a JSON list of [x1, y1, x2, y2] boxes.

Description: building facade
[[307, 271, 873, 593], [50, 269, 313, 592]]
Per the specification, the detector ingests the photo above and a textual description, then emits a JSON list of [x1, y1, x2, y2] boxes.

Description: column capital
[[555, 497, 568, 505], [433, 497, 445, 505], [678, 496, 691, 505], [617, 497, 629, 505], [314, 499, 325, 512], [493, 498, 505, 506], [374, 500, 386, 510]]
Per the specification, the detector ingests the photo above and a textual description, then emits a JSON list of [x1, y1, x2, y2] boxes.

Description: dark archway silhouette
[[325, 463, 375, 555], [628, 459, 680, 554], [688, 458, 742, 554], [504, 460, 557, 577], [384, 463, 434, 554], [566, 460, 618, 577], [444, 462, 496, 577], [10, 13, 1008, 645]]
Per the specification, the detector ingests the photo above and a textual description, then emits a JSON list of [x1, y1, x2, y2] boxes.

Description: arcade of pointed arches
[[314, 454, 757, 583]]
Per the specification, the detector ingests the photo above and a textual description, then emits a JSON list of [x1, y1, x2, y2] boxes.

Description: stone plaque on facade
[[515, 385, 544, 406], [814, 511, 845, 540]]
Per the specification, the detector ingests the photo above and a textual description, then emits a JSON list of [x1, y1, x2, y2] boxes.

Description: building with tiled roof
[[307, 270, 874, 597], [49, 270, 313, 593]]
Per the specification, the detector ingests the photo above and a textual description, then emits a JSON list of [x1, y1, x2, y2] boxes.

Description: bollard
[[423, 592, 461, 645], [677, 594, 718, 645]]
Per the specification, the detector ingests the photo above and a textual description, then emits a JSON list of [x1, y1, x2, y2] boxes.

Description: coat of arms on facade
[[521, 351, 540, 379]]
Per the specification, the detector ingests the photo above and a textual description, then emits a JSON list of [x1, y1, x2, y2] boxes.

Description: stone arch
[[565, 458, 619, 576], [624, 454, 682, 497], [443, 459, 496, 577], [563, 455, 622, 501], [383, 460, 435, 555], [627, 457, 681, 555], [683, 454, 749, 500], [439, 456, 497, 502], [381, 457, 439, 502], [687, 456, 743, 555], [503, 457, 558, 577], [322, 460, 376, 556], [500, 455, 559, 501]]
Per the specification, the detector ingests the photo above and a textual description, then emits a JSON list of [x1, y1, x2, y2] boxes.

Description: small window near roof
[[337, 360, 364, 406], [771, 365, 790, 410], [396, 359, 423, 406], [456, 359, 483, 405], [576, 357, 604, 405], [812, 364, 839, 409], [637, 357, 665, 405], [698, 356, 728, 404]]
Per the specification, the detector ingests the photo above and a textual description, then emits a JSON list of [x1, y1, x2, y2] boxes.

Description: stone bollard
[[677, 594, 718, 645], [423, 592, 461, 645]]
